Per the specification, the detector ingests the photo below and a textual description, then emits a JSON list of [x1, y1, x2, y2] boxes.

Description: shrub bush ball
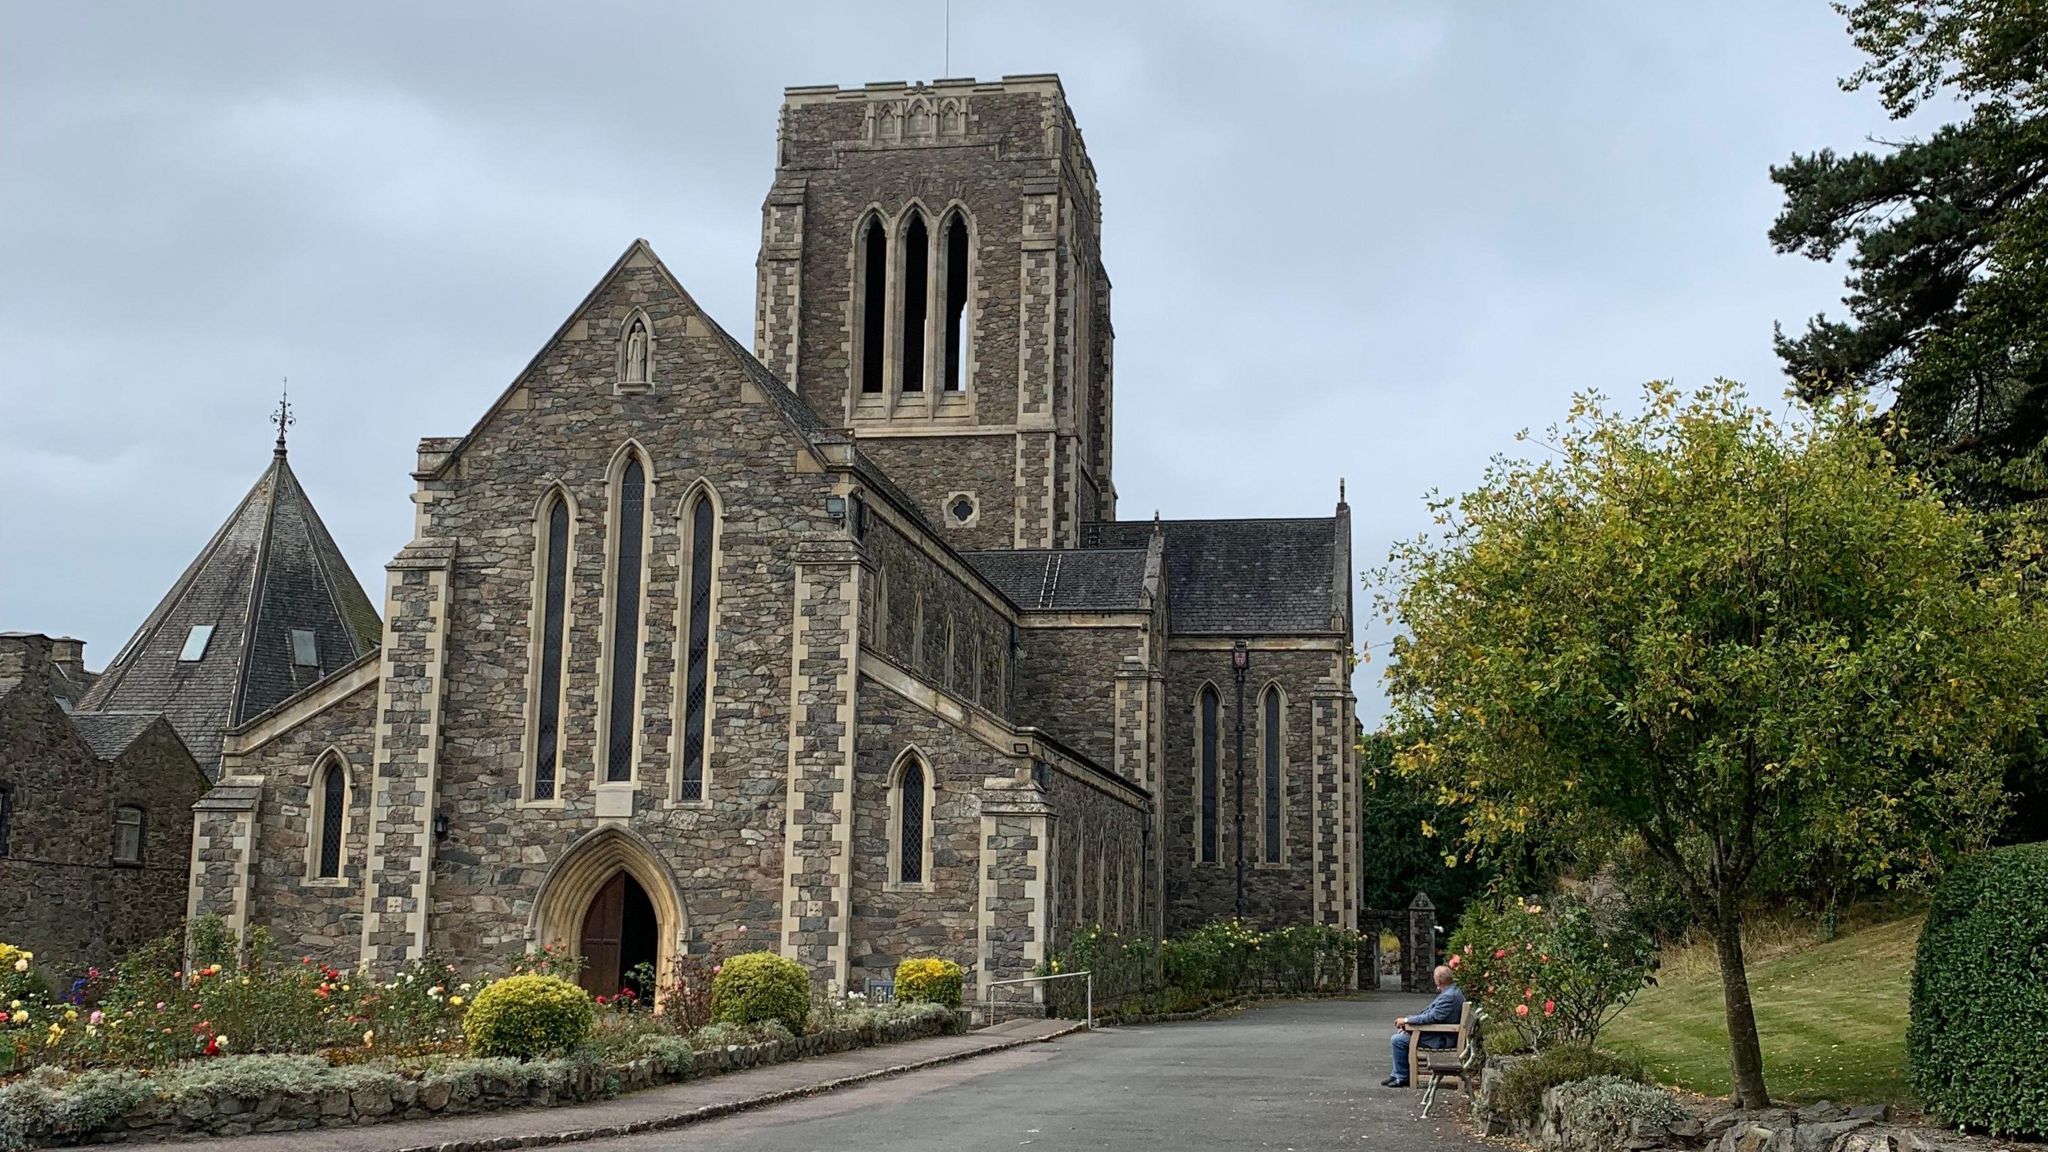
[[1909, 841, 2048, 1136], [711, 952, 811, 1034], [461, 973, 594, 1059], [895, 957, 965, 1008]]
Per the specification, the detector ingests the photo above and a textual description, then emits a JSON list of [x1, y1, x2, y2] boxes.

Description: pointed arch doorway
[[529, 825, 686, 1002], [579, 871, 659, 999]]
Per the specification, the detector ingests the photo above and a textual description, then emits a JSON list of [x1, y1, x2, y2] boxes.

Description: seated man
[[1385, 964, 1464, 1088]]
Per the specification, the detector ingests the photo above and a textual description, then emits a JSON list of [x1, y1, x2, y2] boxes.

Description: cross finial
[[271, 379, 295, 455]]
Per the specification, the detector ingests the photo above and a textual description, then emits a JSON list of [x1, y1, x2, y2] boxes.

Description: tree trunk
[[1713, 893, 1771, 1108]]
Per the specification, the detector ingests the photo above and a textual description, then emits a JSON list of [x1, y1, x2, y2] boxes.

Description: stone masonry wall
[[0, 662, 204, 978], [401, 253, 846, 971], [1011, 622, 1145, 775], [861, 515, 1011, 719], [229, 679, 378, 962], [846, 679, 992, 991], [1160, 646, 1347, 933], [1047, 764, 1147, 953]]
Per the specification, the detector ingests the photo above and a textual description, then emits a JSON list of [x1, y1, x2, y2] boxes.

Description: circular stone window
[[947, 494, 978, 527]]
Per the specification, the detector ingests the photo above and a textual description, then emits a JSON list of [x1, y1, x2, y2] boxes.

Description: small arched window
[[314, 757, 347, 879], [859, 217, 888, 395], [899, 212, 930, 393], [896, 756, 928, 885], [677, 490, 717, 802], [531, 490, 572, 801], [1262, 686, 1284, 864], [941, 210, 970, 393], [604, 453, 649, 782], [1199, 685, 1220, 864]]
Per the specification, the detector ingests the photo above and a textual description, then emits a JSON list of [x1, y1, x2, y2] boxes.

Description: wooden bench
[[1414, 1003, 1484, 1119]]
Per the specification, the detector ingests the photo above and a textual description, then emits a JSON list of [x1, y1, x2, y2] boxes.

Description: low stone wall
[[9, 1013, 967, 1148], [1474, 1054, 2009, 1152]]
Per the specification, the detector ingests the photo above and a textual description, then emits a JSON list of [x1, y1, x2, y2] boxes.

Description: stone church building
[[63, 75, 1359, 1001]]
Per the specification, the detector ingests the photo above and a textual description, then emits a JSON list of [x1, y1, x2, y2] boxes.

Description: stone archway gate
[[1359, 893, 1438, 993]]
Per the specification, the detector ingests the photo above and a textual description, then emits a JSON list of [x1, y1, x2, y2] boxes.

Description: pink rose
[[1493, 949, 1506, 959], [1544, 1000, 1556, 1016], [1515, 1003, 1530, 1017]]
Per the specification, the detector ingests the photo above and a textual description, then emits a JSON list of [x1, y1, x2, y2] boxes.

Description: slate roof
[[68, 712, 164, 761], [963, 549, 1152, 611], [79, 445, 382, 775], [1083, 518, 1341, 635]]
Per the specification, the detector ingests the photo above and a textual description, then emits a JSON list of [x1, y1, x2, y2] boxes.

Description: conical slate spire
[[80, 447, 381, 775]]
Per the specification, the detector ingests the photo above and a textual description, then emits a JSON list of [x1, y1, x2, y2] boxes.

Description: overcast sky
[[0, 3, 1905, 719]]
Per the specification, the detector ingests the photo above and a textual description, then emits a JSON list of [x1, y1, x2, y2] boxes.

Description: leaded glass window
[[1263, 688, 1283, 864], [679, 494, 715, 802], [533, 494, 571, 801], [899, 758, 926, 884], [316, 759, 345, 878], [605, 457, 646, 782], [1200, 686, 1219, 864]]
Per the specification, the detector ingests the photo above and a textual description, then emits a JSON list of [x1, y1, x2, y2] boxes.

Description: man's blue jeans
[[1389, 1029, 1411, 1084]]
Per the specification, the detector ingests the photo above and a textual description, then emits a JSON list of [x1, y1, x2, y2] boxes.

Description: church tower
[[755, 75, 1114, 549]]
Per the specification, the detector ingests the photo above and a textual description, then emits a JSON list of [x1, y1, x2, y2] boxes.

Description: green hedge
[[711, 952, 810, 1034], [1908, 841, 2048, 1135], [1493, 1045, 1645, 1124], [462, 975, 593, 1060]]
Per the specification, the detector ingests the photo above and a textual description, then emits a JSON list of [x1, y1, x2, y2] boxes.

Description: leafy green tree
[[1772, 0, 2048, 511], [1380, 381, 2048, 1107]]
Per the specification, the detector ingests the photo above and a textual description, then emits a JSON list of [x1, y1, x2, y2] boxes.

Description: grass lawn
[[1601, 915, 1921, 1107]]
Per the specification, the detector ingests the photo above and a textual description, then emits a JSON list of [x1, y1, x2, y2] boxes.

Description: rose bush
[[1447, 895, 1656, 1049]]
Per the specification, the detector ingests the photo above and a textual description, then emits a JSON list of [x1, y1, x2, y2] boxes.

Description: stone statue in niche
[[623, 316, 650, 385]]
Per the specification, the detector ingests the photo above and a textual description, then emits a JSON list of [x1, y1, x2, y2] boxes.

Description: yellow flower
[[11, 959, 25, 973], [363, 1030, 375, 1048], [64, 1009, 77, 1022], [9, 1010, 25, 1024], [449, 995, 464, 1007]]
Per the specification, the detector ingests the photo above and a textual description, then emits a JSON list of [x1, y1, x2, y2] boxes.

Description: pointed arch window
[[899, 212, 929, 393], [859, 217, 888, 394], [942, 210, 970, 393], [604, 455, 648, 782], [677, 490, 717, 802], [1262, 687, 1283, 864], [531, 491, 572, 801], [1199, 685, 1220, 864], [895, 755, 929, 886], [313, 756, 347, 879]]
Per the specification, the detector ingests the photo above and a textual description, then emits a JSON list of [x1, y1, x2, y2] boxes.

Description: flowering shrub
[[461, 974, 593, 1060], [653, 955, 717, 1033], [895, 958, 964, 1008], [710, 953, 810, 1034], [1447, 896, 1657, 1050], [1040, 921, 1365, 1019]]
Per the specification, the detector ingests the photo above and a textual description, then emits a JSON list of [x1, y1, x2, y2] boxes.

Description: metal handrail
[[983, 969, 1093, 1030]]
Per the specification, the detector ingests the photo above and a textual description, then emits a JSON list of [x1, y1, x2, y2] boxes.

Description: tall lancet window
[[1199, 685, 1220, 864], [898, 212, 929, 393], [314, 756, 346, 879], [942, 211, 970, 392], [896, 756, 927, 885], [678, 490, 717, 802], [532, 492, 572, 801], [1262, 687, 1283, 864], [604, 455, 647, 782], [859, 217, 887, 394]]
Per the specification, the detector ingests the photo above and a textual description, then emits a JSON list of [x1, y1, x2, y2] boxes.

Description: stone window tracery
[[677, 489, 717, 803], [1199, 685, 1220, 864], [894, 754, 929, 886], [313, 755, 347, 879], [531, 491, 572, 801], [604, 454, 649, 783], [898, 212, 930, 393]]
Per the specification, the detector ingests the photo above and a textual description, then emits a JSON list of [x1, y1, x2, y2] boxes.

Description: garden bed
[[0, 1002, 963, 1149]]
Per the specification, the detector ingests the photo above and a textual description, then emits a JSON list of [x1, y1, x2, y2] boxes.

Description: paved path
[[180, 995, 1485, 1152]]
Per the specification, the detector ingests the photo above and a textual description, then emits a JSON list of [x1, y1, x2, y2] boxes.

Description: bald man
[[1384, 965, 1463, 1088]]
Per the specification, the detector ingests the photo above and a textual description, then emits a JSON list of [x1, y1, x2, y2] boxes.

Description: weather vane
[[271, 378, 295, 452]]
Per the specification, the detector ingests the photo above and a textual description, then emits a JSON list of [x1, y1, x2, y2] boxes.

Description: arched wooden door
[[578, 871, 659, 999]]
